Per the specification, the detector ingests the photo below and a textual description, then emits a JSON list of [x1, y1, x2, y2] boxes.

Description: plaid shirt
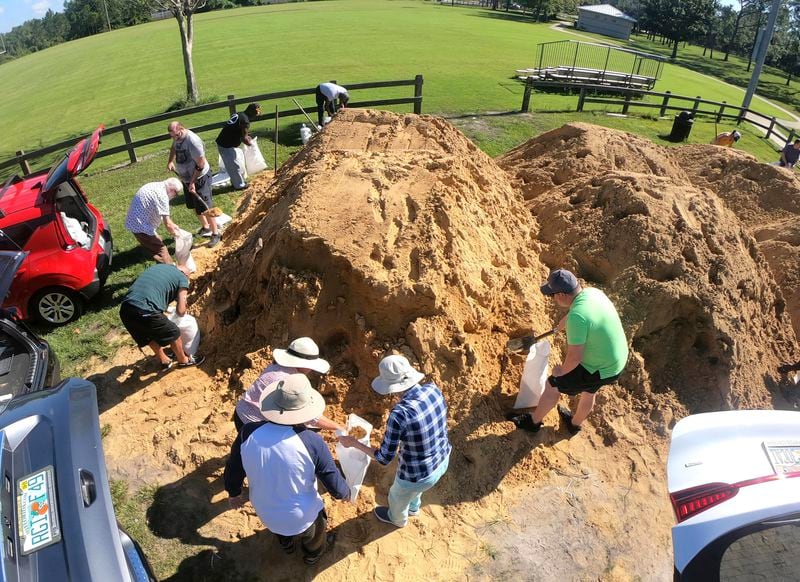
[[375, 382, 451, 482]]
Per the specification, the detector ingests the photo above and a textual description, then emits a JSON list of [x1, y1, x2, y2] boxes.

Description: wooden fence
[[2, 75, 424, 176], [520, 78, 797, 148]]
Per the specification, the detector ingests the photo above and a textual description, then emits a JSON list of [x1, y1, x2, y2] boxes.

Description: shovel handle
[[507, 328, 557, 353]]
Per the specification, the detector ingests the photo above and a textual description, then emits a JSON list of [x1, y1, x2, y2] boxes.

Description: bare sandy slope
[[97, 112, 799, 581]]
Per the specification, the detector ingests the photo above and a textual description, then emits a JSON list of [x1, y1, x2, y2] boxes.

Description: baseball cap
[[540, 269, 578, 296]]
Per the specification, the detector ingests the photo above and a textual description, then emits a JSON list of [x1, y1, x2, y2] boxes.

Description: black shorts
[[183, 173, 213, 215], [549, 364, 622, 396], [119, 303, 180, 348]]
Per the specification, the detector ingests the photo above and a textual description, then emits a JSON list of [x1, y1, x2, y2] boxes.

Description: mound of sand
[[499, 123, 798, 426], [95, 113, 799, 582]]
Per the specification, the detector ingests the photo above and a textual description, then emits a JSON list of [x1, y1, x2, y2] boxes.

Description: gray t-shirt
[[173, 130, 210, 183]]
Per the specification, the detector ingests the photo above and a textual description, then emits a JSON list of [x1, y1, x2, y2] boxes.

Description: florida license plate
[[764, 442, 800, 475], [16, 467, 61, 554]]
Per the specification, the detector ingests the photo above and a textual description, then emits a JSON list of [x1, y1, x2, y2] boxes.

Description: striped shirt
[[375, 382, 451, 482]]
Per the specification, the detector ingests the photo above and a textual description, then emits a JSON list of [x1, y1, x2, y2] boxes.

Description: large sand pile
[[95, 113, 799, 582]]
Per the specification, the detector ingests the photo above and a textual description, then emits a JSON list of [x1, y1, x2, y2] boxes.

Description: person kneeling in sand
[[234, 374, 350, 565], [338, 355, 452, 527], [224, 337, 344, 504]]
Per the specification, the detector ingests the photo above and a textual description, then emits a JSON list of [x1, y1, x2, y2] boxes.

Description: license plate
[[764, 441, 800, 475], [16, 467, 61, 555]]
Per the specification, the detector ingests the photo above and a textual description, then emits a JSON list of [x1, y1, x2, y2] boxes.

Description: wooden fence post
[[622, 93, 632, 114], [716, 102, 726, 123], [227, 94, 236, 116], [521, 76, 534, 113], [15, 151, 31, 175], [577, 87, 586, 111], [660, 91, 671, 117], [119, 118, 138, 164], [787, 129, 796, 146], [766, 117, 776, 141], [413, 75, 424, 114], [691, 95, 701, 116]]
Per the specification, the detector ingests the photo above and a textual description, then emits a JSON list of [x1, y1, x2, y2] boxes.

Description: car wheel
[[31, 288, 83, 325]]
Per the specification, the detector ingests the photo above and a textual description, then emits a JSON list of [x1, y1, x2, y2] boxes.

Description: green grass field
[[0, 0, 795, 166]]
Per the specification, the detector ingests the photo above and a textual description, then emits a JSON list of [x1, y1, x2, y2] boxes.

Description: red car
[[0, 126, 112, 325]]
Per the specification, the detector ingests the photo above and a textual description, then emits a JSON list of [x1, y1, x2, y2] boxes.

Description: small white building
[[576, 4, 636, 41]]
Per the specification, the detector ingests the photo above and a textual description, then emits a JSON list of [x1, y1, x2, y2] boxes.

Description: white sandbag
[[335, 414, 373, 502], [215, 212, 232, 230], [173, 228, 196, 274], [166, 308, 200, 356], [60, 212, 90, 248], [243, 137, 267, 174], [513, 340, 551, 409]]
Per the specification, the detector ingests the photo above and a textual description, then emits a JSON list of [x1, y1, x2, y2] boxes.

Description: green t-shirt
[[123, 264, 189, 314], [566, 287, 628, 379]]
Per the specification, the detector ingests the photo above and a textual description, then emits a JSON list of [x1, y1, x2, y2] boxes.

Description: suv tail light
[[54, 213, 78, 250], [671, 470, 800, 523]]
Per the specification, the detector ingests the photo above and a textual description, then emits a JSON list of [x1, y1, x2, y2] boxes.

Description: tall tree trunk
[[671, 38, 679, 60], [175, 11, 199, 103], [724, 12, 744, 62]]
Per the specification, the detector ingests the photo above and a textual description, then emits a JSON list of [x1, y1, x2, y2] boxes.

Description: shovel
[[506, 328, 557, 354]]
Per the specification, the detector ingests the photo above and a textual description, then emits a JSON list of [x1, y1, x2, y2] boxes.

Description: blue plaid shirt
[[374, 382, 452, 482]]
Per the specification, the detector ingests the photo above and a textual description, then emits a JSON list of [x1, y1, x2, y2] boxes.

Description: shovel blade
[[506, 335, 535, 354]]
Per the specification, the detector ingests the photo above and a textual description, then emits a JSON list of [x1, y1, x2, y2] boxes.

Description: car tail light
[[671, 470, 800, 523], [54, 213, 77, 250]]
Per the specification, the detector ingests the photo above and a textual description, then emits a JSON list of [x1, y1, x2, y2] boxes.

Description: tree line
[[0, 0, 280, 62]]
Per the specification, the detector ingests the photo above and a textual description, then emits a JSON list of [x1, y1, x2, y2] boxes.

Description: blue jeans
[[387, 454, 450, 526]]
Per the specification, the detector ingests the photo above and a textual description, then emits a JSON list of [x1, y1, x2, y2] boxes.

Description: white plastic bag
[[60, 212, 90, 248], [513, 340, 551, 409], [243, 137, 267, 174], [173, 228, 196, 274], [166, 308, 200, 356], [335, 414, 373, 502], [215, 212, 232, 230]]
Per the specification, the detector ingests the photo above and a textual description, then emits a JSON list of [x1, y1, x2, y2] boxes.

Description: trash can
[[670, 111, 694, 142]]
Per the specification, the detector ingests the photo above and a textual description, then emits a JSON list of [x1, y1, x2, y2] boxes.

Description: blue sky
[[0, 0, 66, 34]]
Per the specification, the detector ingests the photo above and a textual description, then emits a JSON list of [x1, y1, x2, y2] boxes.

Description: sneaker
[[509, 413, 543, 433], [208, 234, 221, 248], [557, 404, 582, 435], [408, 507, 420, 517], [303, 532, 336, 565], [178, 354, 206, 368], [373, 506, 405, 527], [197, 227, 212, 238]]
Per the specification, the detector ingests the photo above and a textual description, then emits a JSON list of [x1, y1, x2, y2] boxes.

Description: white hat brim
[[371, 370, 424, 395], [273, 348, 330, 374], [261, 387, 326, 425]]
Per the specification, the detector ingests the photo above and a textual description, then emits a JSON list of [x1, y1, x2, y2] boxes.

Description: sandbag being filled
[[335, 414, 373, 502], [166, 307, 200, 357], [513, 340, 550, 409], [173, 228, 196, 273]]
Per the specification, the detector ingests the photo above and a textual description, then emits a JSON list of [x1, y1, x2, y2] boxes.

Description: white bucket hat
[[259, 374, 326, 425], [273, 337, 330, 374], [371, 355, 425, 395]]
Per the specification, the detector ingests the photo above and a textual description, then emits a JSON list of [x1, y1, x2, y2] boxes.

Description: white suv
[[667, 410, 800, 580]]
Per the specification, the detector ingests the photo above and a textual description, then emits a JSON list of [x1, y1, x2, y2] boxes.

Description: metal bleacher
[[516, 40, 664, 90]]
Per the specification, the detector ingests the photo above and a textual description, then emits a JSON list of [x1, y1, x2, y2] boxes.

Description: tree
[[642, 0, 716, 60], [143, 0, 207, 103]]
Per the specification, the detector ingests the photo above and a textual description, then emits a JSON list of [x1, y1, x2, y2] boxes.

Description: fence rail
[[2, 75, 424, 176], [520, 78, 797, 148]]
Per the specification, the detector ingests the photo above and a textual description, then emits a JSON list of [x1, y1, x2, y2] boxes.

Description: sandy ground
[[96, 110, 799, 581]]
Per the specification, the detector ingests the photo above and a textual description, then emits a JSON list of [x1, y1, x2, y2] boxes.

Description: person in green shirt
[[510, 269, 628, 436], [119, 263, 205, 371]]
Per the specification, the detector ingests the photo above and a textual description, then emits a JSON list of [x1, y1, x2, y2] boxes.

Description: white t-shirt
[[319, 82, 348, 101], [124, 182, 171, 236]]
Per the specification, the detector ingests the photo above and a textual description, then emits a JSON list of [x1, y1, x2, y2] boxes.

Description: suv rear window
[[719, 522, 800, 580], [0, 224, 36, 251]]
